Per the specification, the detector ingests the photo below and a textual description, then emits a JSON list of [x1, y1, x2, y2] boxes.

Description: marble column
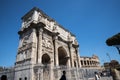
[[53, 36, 59, 66], [67, 54, 71, 68], [50, 63, 53, 80], [38, 28, 43, 64], [75, 47, 81, 68], [92, 61, 94, 67], [90, 61, 92, 66], [37, 68, 43, 80], [31, 28, 38, 64], [68, 42, 74, 67], [37, 69, 40, 80]]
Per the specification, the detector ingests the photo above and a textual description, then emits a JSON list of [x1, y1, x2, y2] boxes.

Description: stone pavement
[[88, 76, 113, 80]]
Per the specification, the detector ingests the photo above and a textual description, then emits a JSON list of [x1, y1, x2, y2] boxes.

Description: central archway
[[58, 47, 68, 66]]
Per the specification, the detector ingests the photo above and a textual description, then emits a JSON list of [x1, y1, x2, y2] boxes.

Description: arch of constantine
[[0, 7, 101, 80]]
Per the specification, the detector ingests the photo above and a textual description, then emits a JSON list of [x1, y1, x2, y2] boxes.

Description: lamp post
[[115, 45, 120, 55], [106, 53, 111, 62]]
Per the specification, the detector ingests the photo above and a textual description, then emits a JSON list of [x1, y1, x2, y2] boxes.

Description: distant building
[[80, 55, 100, 68], [104, 60, 120, 69]]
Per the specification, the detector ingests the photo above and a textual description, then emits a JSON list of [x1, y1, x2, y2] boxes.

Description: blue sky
[[0, 0, 120, 67]]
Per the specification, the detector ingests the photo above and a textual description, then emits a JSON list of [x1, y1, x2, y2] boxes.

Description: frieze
[[42, 48, 53, 54], [57, 40, 67, 48], [42, 36, 53, 50], [20, 29, 31, 38], [16, 49, 32, 63], [23, 20, 33, 29], [38, 15, 55, 31], [43, 31, 52, 39], [18, 42, 36, 53], [16, 58, 31, 64]]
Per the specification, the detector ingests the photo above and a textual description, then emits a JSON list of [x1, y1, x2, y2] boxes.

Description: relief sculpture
[[42, 38, 52, 50]]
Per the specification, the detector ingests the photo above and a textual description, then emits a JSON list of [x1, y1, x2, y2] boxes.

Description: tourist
[[60, 71, 66, 80], [94, 72, 100, 80]]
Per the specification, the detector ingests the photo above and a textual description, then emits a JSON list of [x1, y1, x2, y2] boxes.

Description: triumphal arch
[[14, 7, 81, 80]]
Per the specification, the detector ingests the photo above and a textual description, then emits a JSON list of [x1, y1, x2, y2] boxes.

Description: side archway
[[1, 75, 7, 80], [42, 54, 50, 65], [74, 61, 77, 67]]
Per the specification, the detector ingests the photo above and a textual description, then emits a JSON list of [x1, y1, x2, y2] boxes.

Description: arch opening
[[42, 54, 50, 65], [74, 61, 76, 67], [1, 75, 7, 80], [58, 47, 68, 66]]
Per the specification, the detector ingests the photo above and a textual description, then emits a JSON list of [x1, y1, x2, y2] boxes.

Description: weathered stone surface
[[0, 7, 101, 80]]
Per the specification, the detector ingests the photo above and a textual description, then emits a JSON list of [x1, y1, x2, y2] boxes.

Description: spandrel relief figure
[[42, 38, 46, 47], [53, 25, 58, 32], [47, 41, 52, 48], [23, 51, 27, 60], [67, 32, 72, 41], [19, 53, 23, 61], [74, 39, 78, 45], [22, 34, 30, 46], [42, 38, 52, 49], [38, 13, 42, 21]]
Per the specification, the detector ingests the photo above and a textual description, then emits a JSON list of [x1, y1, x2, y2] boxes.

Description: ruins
[[0, 7, 101, 80]]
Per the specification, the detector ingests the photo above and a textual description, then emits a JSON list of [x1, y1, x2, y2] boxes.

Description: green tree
[[109, 60, 119, 68]]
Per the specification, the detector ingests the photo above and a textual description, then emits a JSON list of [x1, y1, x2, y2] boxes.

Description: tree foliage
[[106, 33, 120, 46], [110, 60, 119, 66]]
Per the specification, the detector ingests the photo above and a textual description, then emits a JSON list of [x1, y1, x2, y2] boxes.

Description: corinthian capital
[[38, 27, 43, 35]]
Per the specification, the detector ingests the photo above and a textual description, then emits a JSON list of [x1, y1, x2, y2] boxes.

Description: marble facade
[[15, 7, 80, 80], [0, 7, 101, 80]]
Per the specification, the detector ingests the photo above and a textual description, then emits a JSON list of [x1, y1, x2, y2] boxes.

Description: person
[[94, 72, 100, 80], [60, 71, 66, 80]]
